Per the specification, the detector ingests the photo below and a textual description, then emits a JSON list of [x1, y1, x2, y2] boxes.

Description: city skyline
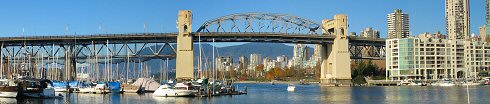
[[0, 0, 487, 47]]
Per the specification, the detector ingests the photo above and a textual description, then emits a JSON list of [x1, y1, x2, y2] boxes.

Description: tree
[[255, 64, 265, 77], [284, 68, 296, 77], [351, 60, 382, 85], [228, 69, 236, 79]]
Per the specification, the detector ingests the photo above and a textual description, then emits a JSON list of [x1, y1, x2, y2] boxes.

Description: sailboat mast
[[0, 42, 3, 79], [212, 38, 215, 80], [106, 40, 109, 81], [198, 33, 202, 78]]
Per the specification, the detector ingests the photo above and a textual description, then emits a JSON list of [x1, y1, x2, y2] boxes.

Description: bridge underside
[[0, 11, 386, 83]]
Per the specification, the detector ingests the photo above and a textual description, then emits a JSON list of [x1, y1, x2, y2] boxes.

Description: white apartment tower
[[446, 0, 470, 40], [388, 9, 410, 39]]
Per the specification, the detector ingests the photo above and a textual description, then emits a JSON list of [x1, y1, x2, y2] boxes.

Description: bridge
[[0, 10, 385, 86]]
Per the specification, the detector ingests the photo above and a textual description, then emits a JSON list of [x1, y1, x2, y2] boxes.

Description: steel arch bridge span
[[196, 13, 327, 35]]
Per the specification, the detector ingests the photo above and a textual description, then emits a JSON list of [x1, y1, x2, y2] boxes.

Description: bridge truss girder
[[0, 40, 177, 65], [196, 13, 327, 35], [349, 42, 386, 60]]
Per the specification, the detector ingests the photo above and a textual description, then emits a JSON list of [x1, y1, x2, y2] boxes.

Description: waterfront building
[[216, 56, 233, 72], [386, 32, 490, 80], [263, 57, 281, 71], [387, 9, 410, 39], [249, 53, 262, 70], [480, 0, 490, 42], [360, 27, 382, 57], [481, 26, 488, 42], [290, 44, 310, 69], [238, 56, 248, 70], [446, 0, 470, 40], [276, 55, 288, 68], [360, 27, 380, 38], [306, 44, 323, 68]]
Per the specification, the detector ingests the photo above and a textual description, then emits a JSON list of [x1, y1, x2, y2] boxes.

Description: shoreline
[[235, 81, 320, 84]]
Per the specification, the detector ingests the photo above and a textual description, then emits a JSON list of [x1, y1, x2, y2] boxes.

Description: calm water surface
[[1, 84, 489, 104]]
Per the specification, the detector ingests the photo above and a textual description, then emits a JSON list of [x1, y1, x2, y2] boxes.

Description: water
[[1, 84, 489, 104]]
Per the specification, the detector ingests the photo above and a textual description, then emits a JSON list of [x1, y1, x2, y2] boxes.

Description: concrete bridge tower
[[176, 10, 194, 80], [320, 14, 352, 86]]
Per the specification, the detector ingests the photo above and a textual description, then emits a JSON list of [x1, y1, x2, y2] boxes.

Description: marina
[[2, 0, 490, 103], [1, 83, 490, 104]]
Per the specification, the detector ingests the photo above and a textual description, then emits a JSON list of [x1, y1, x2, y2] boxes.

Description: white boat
[[153, 83, 197, 97], [54, 87, 68, 92], [461, 82, 481, 86], [399, 79, 424, 86], [0, 79, 18, 98], [287, 84, 295, 92], [436, 79, 456, 86], [94, 82, 110, 94], [78, 87, 96, 93], [20, 79, 61, 98]]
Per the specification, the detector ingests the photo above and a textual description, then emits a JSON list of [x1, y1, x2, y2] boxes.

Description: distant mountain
[[141, 42, 313, 74]]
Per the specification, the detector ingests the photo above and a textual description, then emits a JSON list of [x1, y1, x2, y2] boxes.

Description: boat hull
[[153, 90, 196, 97], [54, 88, 69, 92], [287, 87, 295, 92], [0, 92, 18, 98], [122, 84, 141, 93], [23, 88, 57, 98], [78, 87, 95, 93]]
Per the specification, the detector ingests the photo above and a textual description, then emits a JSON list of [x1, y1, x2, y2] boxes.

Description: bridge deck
[[0, 32, 385, 46]]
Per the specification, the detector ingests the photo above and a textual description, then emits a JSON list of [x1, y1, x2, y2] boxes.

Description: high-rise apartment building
[[276, 55, 288, 68], [486, 0, 490, 42], [238, 56, 248, 70], [291, 44, 310, 68], [446, 0, 470, 40], [361, 27, 380, 38], [249, 53, 262, 70], [388, 9, 410, 39], [481, 26, 487, 42]]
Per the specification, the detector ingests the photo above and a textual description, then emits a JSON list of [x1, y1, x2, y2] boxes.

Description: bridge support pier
[[320, 14, 352, 86], [176, 10, 195, 80]]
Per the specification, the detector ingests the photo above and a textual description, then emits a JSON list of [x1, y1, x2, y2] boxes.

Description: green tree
[[351, 60, 381, 85]]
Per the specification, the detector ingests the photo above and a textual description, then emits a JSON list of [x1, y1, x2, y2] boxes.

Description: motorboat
[[172, 83, 197, 96], [462, 82, 481, 86], [287, 84, 295, 92], [19, 79, 61, 98], [0, 79, 18, 98], [435, 79, 456, 86], [483, 77, 490, 85], [399, 79, 423, 86], [153, 83, 197, 97], [461, 81, 482, 86]]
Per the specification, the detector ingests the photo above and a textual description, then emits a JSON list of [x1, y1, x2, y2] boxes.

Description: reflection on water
[[1, 84, 489, 104]]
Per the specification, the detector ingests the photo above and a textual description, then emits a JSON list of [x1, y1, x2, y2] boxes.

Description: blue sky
[[0, 0, 486, 46]]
